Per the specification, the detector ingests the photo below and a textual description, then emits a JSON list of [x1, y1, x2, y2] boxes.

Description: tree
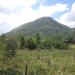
[[4, 37, 17, 59], [20, 36, 25, 49], [35, 33, 41, 48], [0, 34, 6, 49], [26, 38, 37, 50], [54, 42, 69, 50], [65, 37, 75, 44], [42, 39, 51, 49]]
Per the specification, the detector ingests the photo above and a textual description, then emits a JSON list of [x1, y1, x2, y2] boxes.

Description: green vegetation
[[4, 37, 17, 58], [0, 17, 75, 75], [0, 45, 75, 75], [0, 32, 75, 75]]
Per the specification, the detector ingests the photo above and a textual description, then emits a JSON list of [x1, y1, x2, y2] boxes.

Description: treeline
[[0, 33, 71, 51], [19, 33, 75, 50]]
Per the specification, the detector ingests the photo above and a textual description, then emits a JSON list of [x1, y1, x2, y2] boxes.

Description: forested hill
[[8, 17, 71, 37]]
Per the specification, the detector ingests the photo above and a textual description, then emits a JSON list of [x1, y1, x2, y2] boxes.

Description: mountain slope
[[8, 17, 71, 36]]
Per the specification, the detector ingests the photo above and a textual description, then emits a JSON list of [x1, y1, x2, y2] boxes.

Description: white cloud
[[0, 0, 37, 14], [58, 2, 75, 28], [0, 0, 69, 33], [0, 0, 37, 8], [39, 3, 68, 16]]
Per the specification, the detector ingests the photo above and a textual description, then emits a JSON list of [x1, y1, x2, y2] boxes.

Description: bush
[[42, 40, 51, 49], [54, 42, 69, 50], [26, 38, 37, 50], [65, 37, 75, 44]]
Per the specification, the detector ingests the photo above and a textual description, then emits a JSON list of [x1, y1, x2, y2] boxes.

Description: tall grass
[[0, 45, 75, 75]]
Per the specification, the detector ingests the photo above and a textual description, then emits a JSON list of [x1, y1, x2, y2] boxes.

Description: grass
[[15, 45, 75, 75], [0, 45, 75, 75]]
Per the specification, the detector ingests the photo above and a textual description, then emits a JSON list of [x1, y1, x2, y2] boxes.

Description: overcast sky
[[0, 0, 75, 33]]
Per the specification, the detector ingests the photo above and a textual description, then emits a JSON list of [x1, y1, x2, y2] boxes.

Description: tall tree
[[35, 33, 41, 46], [20, 36, 25, 49]]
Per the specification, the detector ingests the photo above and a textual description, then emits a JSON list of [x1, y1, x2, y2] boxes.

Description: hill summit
[[8, 17, 71, 36]]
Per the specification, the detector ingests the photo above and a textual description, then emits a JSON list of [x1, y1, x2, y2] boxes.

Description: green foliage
[[65, 37, 75, 44], [0, 69, 22, 75], [1, 17, 75, 75], [26, 38, 37, 50], [54, 42, 69, 50], [41, 39, 51, 49], [17, 33, 69, 50], [39, 38, 69, 50], [0, 34, 6, 49], [35, 33, 41, 45], [0, 45, 75, 75], [4, 37, 17, 58], [20, 36, 25, 49]]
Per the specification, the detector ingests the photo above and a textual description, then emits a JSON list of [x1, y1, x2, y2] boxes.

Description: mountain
[[8, 17, 71, 37]]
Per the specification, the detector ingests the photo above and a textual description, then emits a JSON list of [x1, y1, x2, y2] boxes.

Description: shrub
[[42, 40, 51, 49], [26, 38, 37, 50], [54, 42, 69, 50]]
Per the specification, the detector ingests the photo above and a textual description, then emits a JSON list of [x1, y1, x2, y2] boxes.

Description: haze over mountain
[[8, 17, 71, 37]]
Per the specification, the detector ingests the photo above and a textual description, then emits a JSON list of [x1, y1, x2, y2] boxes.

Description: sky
[[0, 0, 75, 33]]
